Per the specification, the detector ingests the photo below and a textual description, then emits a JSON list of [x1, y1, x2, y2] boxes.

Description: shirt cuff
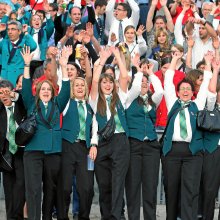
[[62, 78, 69, 81]]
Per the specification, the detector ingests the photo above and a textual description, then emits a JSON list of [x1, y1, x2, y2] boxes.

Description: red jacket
[[150, 70, 185, 127]]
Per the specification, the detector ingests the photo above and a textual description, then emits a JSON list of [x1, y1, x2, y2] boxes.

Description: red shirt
[[214, 8, 220, 20], [30, 0, 44, 10], [172, 6, 194, 24], [150, 70, 185, 127]]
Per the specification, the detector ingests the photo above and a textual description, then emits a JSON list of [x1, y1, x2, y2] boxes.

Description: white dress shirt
[[164, 69, 213, 142]]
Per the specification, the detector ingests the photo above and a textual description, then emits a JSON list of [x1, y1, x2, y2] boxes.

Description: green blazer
[[21, 78, 70, 154]]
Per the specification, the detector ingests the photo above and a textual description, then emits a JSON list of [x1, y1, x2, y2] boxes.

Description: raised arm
[[160, 0, 174, 33], [90, 48, 112, 101], [112, 47, 128, 93], [185, 36, 195, 68], [164, 53, 182, 111], [146, 0, 158, 32], [127, 0, 140, 27]]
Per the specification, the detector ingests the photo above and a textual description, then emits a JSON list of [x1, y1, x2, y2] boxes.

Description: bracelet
[[193, 11, 196, 14], [24, 64, 30, 67]]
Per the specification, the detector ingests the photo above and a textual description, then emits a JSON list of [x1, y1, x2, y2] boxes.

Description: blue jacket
[[0, 34, 37, 86]]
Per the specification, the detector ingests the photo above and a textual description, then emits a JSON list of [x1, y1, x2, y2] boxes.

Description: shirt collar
[[75, 98, 86, 104]]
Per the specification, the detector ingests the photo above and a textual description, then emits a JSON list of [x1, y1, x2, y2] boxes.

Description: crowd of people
[[0, 0, 220, 220]]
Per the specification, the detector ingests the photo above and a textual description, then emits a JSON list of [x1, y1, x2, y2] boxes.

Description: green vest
[[126, 99, 157, 141], [162, 100, 203, 156], [62, 100, 93, 148], [96, 100, 128, 136]]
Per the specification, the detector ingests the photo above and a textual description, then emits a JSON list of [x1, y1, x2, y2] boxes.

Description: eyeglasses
[[114, 8, 125, 12], [179, 87, 192, 91]]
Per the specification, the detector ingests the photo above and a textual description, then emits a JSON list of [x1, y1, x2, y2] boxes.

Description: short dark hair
[[117, 3, 130, 14], [154, 15, 167, 24], [95, 0, 107, 9], [196, 60, 206, 69], [36, 10, 46, 19], [177, 78, 195, 92], [49, 3, 58, 11], [0, 80, 14, 90]]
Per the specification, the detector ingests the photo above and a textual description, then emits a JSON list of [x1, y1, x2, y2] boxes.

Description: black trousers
[[95, 133, 129, 220], [23, 151, 61, 220], [200, 147, 220, 220], [59, 140, 94, 220], [125, 138, 161, 220], [3, 148, 25, 220], [162, 142, 203, 220]]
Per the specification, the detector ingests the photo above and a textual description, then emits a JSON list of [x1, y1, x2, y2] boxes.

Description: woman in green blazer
[[21, 46, 70, 220]]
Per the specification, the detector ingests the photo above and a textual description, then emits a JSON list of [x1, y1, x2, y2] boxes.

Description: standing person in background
[[21, 46, 70, 220], [0, 80, 26, 220], [146, 0, 174, 50], [105, 0, 139, 45], [0, 20, 36, 86]]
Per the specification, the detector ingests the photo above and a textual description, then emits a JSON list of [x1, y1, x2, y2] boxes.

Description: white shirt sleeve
[[194, 70, 213, 110], [127, 0, 140, 28], [126, 72, 143, 109], [90, 115, 98, 145], [174, 12, 184, 46], [164, 69, 178, 112], [137, 35, 148, 56], [150, 74, 164, 108]]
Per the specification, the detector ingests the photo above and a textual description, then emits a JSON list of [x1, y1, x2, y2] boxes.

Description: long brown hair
[[97, 74, 119, 116], [35, 80, 55, 106], [153, 28, 169, 49]]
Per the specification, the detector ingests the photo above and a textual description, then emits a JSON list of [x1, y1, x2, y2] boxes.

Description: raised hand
[[82, 31, 91, 44], [136, 25, 146, 37], [131, 52, 140, 68], [5, 4, 12, 15], [59, 47, 71, 67], [65, 26, 74, 38], [0, 23, 6, 32], [160, 0, 167, 7], [99, 47, 112, 61], [212, 58, 220, 71], [204, 51, 214, 64], [22, 24, 28, 33], [110, 32, 117, 43], [86, 22, 94, 38], [152, 0, 158, 6], [20, 46, 34, 65], [144, 63, 154, 75]]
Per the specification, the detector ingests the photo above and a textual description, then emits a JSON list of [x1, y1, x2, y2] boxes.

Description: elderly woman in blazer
[[21, 46, 70, 220]]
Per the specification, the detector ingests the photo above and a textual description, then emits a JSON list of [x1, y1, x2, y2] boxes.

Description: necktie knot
[[78, 100, 83, 104], [8, 106, 13, 112], [106, 96, 111, 105]]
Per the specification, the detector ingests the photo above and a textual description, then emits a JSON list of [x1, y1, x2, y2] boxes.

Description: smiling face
[[100, 77, 114, 95], [157, 31, 167, 45], [67, 64, 78, 81], [0, 87, 12, 106], [31, 14, 42, 29], [177, 82, 193, 102], [141, 76, 149, 96], [39, 82, 53, 103], [70, 7, 81, 24], [124, 27, 135, 43], [73, 78, 86, 100]]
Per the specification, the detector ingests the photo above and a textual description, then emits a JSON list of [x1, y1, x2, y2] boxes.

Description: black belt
[[75, 139, 86, 144], [144, 139, 157, 142], [139, 3, 148, 5]]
